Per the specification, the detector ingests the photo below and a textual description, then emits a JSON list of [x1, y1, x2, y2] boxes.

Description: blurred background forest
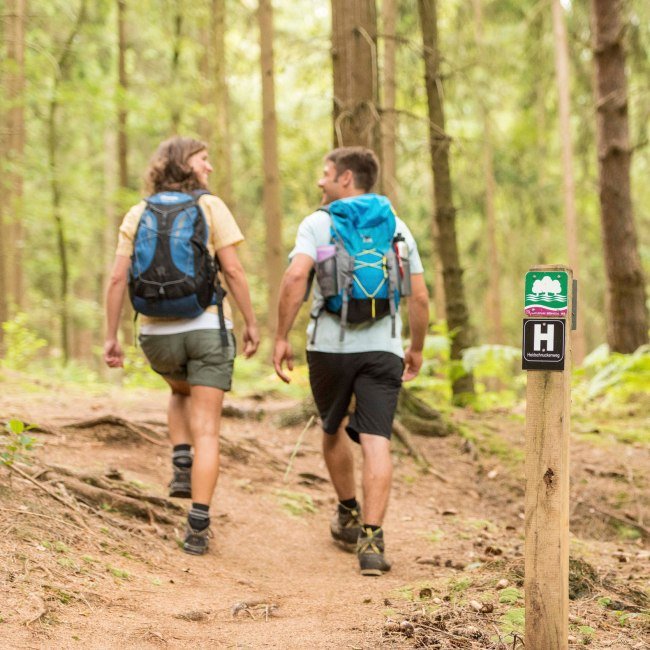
[[1, 0, 648, 405]]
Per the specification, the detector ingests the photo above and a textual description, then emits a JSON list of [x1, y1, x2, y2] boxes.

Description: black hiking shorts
[[307, 350, 403, 444]]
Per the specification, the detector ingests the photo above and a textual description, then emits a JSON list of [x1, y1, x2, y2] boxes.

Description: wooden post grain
[[524, 264, 572, 649]]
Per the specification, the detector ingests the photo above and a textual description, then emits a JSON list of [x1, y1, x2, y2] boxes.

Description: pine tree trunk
[[473, 0, 503, 345], [380, 0, 398, 206], [0, 13, 8, 337], [5, 0, 26, 313], [211, 0, 234, 208], [331, 0, 380, 152], [417, 0, 474, 400], [552, 0, 585, 362], [116, 0, 133, 345], [258, 0, 283, 334], [170, 1, 183, 133], [590, 0, 648, 352]]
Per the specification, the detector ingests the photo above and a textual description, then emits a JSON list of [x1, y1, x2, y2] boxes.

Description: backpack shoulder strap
[[191, 190, 230, 347]]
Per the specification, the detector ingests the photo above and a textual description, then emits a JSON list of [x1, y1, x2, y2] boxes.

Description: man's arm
[[403, 273, 429, 381], [273, 253, 314, 382], [104, 255, 130, 368], [217, 244, 260, 358]]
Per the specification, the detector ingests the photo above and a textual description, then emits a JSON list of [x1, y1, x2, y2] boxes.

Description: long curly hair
[[144, 136, 208, 194]]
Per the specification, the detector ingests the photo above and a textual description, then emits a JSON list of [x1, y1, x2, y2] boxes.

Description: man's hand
[[104, 339, 124, 368], [402, 347, 423, 382], [242, 323, 260, 358], [273, 339, 294, 383]]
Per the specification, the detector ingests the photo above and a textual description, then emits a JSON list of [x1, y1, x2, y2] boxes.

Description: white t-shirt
[[289, 206, 424, 357]]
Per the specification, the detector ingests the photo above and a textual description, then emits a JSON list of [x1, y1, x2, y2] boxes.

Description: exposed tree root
[[62, 416, 167, 446], [46, 475, 177, 525], [44, 464, 184, 513], [274, 398, 318, 429], [397, 388, 454, 437]]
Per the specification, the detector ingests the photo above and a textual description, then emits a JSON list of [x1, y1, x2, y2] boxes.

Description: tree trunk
[[211, 0, 234, 208], [0, 13, 8, 336], [4, 0, 27, 314], [552, 0, 585, 363], [380, 0, 398, 206], [590, 0, 648, 352], [117, 0, 129, 194], [417, 0, 474, 400], [116, 0, 133, 345], [170, 1, 183, 133], [473, 0, 503, 345], [48, 0, 88, 364], [258, 0, 284, 334], [331, 0, 380, 152]]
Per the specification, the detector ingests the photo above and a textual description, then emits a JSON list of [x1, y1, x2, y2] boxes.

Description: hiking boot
[[357, 526, 391, 576], [182, 524, 212, 556], [169, 466, 191, 499], [330, 503, 362, 551]]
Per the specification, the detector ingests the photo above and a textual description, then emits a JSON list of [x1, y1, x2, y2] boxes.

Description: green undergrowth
[[2, 316, 648, 436]]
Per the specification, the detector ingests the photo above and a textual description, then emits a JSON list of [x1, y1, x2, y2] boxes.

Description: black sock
[[188, 503, 210, 531], [338, 498, 359, 513], [173, 444, 192, 469], [362, 523, 381, 533]]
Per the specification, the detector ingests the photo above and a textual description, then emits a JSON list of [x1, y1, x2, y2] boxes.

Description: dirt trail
[[0, 382, 648, 649]]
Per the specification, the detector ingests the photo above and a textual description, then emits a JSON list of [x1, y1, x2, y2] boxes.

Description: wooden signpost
[[522, 264, 574, 650]]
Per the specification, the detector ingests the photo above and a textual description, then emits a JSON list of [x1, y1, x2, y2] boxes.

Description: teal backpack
[[312, 194, 400, 341]]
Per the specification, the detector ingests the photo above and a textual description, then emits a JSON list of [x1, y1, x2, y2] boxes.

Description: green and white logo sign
[[524, 271, 568, 316]]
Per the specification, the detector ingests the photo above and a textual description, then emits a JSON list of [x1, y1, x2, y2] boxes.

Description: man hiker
[[273, 147, 429, 575], [104, 136, 259, 555]]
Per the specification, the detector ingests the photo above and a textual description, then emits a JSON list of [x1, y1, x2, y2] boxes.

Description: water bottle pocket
[[315, 245, 338, 298]]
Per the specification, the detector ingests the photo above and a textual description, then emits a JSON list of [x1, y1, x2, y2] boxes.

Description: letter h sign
[[534, 323, 554, 352], [522, 319, 566, 370]]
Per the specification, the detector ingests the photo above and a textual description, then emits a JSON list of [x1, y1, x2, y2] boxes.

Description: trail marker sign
[[525, 271, 568, 317], [522, 319, 565, 370]]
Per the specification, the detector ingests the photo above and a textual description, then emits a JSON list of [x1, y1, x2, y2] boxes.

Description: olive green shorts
[[139, 329, 236, 391]]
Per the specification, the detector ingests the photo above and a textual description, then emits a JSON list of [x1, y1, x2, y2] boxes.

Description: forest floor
[[0, 373, 648, 649]]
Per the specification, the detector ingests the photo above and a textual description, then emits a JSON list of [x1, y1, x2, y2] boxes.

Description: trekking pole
[[521, 264, 576, 650]]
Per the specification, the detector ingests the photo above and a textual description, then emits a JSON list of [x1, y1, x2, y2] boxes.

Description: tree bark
[[417, 0, 474, 400], [117, 0, 129, 194], [331, 0, 380, 152], [380, 0, 398, 206], [170, 1, 183, 133], [116, 0, 133, 345], [258, 0, 284, 334], [473, 0, 503, 345], [552, 0, 585, 362], [4, 0, 27, 314], [590, 0, 648, 352], [211, 0, 234, 208]]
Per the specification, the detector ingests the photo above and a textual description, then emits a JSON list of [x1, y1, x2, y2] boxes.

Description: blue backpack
[[312, 194, 400, 341], [128, 190, 227, 341]]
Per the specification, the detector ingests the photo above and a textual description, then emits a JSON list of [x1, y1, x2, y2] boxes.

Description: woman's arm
[[216, 244, 260, 358]]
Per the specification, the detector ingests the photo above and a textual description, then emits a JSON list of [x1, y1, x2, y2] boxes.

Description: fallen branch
[[581, 501, 649, 539], [284, 415, 316, 482], [392, 419, 429, 467]]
